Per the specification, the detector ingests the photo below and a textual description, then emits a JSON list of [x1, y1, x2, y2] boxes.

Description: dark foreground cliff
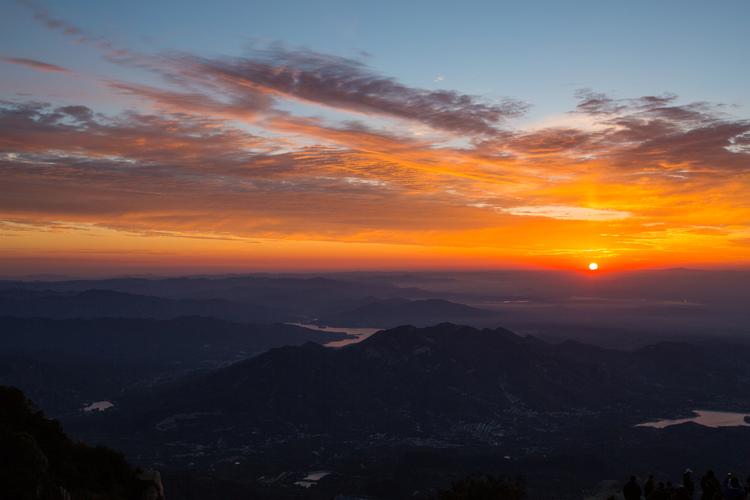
[[0, 385, 164, 500]]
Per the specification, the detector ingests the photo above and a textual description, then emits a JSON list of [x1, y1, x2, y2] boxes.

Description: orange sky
[[1, 8, 749, 276]]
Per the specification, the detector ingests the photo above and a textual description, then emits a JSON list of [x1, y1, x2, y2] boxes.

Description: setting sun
[[588, 262, 599, 271]]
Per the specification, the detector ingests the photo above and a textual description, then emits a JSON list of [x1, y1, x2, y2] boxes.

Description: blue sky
[[2, 0, 749, 122]]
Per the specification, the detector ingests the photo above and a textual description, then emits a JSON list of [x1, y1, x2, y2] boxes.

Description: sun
[[588, 262, 599, 271]]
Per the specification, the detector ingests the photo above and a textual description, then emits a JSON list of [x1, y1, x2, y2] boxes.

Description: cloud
[[573, 92, 750, 174], [20, 0, 135, 62], [102, 45, 527, 137], [1, 56, 70, 73], [109, 81, 272, 122], [503, 205, 632, 221], [0, 102, 275, 165], [181, 47, 527, 135], [0, 102, 504, 242]]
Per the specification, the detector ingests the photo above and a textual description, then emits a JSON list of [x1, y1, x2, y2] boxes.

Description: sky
[[1, 0, 749, 275]]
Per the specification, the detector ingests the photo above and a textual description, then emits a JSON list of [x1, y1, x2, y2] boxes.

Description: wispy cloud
[[187, 47, 527, 134], [503, 205, 632, 221], [1, 56, 69, 73]]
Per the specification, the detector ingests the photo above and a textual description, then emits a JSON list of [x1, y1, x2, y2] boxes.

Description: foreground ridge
[[0, 386, 165, 500]]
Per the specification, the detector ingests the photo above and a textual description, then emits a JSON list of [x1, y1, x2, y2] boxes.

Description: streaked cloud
[[179, 47, 527, 135], [503, 205, 632, 221], [1, 56, 69, 73]]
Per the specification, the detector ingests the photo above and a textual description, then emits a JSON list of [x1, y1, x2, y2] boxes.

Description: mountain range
[[84, 323, 750, 470], [0, 288, 289, 323], [320, 297, 495, 327], [0, 316, 350, 415]]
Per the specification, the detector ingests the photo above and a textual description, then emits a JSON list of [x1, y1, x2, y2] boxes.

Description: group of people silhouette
[[620, 470, 750, 500]]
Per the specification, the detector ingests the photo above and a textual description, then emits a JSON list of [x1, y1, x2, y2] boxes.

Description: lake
[[83, 401, 114, 412], [636, 410, 750, 429], [294, 470, 331, 488], [288, 323, 381, 347]]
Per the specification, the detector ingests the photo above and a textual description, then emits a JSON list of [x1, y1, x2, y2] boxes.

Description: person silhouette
[[673, 485, 692, 500], [644, 475, 656, 498], [683, 469, 695, 497], [701, 470, 720, 500], [725, 472, 735, 490], [724, 476, 746, 500], [666, 481, 676, 498], [623, 475, 642, 500], [648, 481, 668, 500]]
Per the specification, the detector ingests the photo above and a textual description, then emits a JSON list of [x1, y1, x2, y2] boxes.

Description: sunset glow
[[1, 2, 749, 276]]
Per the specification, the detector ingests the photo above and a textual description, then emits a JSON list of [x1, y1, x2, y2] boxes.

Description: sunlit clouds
[[503, 206, 632, 221], [1, 4, 749, 274]]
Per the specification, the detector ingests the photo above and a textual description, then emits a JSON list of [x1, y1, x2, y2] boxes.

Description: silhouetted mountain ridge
[[0, 316, 350, 415], [321, 298, 495, 327], [0, 276, 429, 317], [97, 323, 750, 460], [0, 288, 290, 323]]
